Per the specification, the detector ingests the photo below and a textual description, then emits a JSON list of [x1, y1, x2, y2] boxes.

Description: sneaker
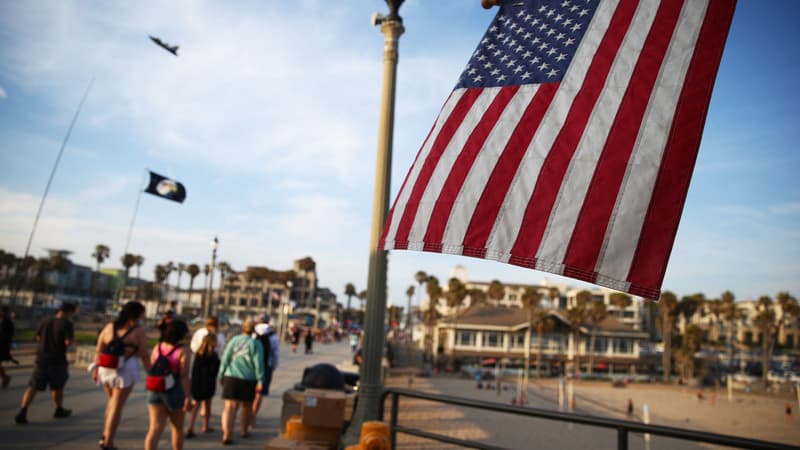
[[53, 407, 72, 418], [185, 431, 196, 439], [14, 411, 28, 425]]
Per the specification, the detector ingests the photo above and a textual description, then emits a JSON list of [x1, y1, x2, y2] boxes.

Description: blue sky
[[0, 0, 798, 305]]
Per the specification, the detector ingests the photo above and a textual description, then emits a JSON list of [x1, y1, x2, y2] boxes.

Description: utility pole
[[343, 0, 404, 444]]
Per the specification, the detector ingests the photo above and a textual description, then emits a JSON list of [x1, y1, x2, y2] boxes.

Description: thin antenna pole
[[23, 77, 95, 259], [124, 168, 149, 257]]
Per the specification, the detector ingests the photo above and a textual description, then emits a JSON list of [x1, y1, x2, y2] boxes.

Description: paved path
[[0, 339, 354, 449]]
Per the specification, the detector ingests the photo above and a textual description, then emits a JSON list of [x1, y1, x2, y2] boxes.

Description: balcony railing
[[379, 388, 794, 450]]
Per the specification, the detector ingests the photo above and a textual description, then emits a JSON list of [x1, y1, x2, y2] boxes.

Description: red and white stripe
[[380, 0, 736, 299]]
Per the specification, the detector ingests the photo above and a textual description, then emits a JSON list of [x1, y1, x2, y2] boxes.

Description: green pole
[[343, 1, 404, 444]]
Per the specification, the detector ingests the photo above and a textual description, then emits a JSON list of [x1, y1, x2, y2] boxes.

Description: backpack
[[97, 324, 136, 369], [257, 330, 275, 369], [146, 344, 180, 392]]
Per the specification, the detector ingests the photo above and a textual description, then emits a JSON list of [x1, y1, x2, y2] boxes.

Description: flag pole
[[22, 77, 94, 260], [116, 168, 148, 305], [343, 0, 404, 444], [123, 168, 149, 257]]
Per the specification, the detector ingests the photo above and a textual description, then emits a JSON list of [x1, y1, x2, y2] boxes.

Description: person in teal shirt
[[217, 320, 264, 445]]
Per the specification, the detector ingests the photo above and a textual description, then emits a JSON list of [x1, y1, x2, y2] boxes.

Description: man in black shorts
[[15, 302, 77, 425]]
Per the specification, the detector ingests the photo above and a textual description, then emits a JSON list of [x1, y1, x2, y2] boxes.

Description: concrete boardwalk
[[0, 339, 355, 450], [2, 340, 797, 449]]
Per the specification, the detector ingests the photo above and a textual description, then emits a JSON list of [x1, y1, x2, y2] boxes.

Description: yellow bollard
[[359, 421, 390, 450]]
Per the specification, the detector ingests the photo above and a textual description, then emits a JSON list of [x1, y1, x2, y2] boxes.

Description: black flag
[[144, 171, 186, 203]]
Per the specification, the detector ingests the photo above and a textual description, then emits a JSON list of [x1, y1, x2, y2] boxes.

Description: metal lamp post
[[314, 295, 321, 329], [344, 0, 404, 444], [203, 237, 218, 318], [280, 280, 293, 343]]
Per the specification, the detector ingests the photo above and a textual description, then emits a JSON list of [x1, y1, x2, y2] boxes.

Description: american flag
[[379, 0, 736, 299]]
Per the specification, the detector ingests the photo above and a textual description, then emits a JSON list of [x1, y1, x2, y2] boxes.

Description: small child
[[186, 334, 221, 438]]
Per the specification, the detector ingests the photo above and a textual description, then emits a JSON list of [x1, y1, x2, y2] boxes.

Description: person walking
[[0, 306, 16, 388], [189, 315, 226, 357], [144, 320, 191, 450], [289, 325, 300, 353], [218, 319, 264, 445], [304, 328, 314, 355], [185, 333, 220, 438], [251, 315, 279, 431], [93, 301, 151, 450], [14, 302, 77, 425]]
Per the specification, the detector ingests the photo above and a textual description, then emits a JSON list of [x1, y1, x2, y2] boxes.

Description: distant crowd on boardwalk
[[1, 300, 352, 450]]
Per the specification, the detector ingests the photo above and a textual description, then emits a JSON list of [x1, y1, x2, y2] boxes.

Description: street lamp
[[344, 0, 404, 444], [280, 280, 293, 343], [314, 295, 321, 329], [203, 236, 218, 318]]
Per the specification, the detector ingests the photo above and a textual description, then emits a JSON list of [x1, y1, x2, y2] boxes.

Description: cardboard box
[[281, 389, 357, 433], [302, 389, 346, 429], [264, 437, 331, 450]]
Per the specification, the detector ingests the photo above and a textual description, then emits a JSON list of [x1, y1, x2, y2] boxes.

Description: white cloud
[[0, 85, 6, 99]]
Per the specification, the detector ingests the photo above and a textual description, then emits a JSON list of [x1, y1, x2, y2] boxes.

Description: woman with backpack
[[144, 320, 191, 450], [92, 301, 150, 450], [185, 333, 220, 438], [217, 319, 264, 445]]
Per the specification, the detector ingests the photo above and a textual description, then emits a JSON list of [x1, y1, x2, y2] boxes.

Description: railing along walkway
[[379, 387, 796, 450]]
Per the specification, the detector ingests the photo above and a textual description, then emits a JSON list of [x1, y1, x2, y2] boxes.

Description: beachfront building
[[215, 257, 338, 325], [432, 305, 650, 376]]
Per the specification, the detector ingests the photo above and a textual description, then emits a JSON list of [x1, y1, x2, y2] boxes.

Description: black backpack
[[146, 345, 180, 392], [97, 324, 136, 369], [257, 330, 275, 368]]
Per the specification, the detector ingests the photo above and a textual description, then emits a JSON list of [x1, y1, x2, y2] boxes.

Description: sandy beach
[[385, 374, 799, 449]]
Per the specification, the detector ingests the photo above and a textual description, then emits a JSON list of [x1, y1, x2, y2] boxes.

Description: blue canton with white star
[[456, 0, 599, 89]]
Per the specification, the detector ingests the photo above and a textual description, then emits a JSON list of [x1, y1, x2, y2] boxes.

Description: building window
[[457, 331, 476, 347], [615, 339, 631, 354], [585, 337, 607, 353], [239, 298, 246, 306], [482, 332, 502, 348], [510, 333, 525, 348], [622, 311, 635, 318]]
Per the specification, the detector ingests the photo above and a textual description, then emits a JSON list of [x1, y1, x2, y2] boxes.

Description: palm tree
[[566, 303, 587, 377], [91, 244, 110, 298], [344, 283, 357, 323], [659, 291, 680, 383], [487, 279, 505, 304], [532, 310, 554, 378], [609, 292, 631, 319], [679, 293, 704, 331], [548, 286, 561, 307], [176, 263, 186, 291], [776, 292, 800, 350], [358, 289, 368, 312], [405, 285, 415, 334], [586, 300, 608, 376], [754, 296, 777, 388], [186, 263, 200, 300], [164, 261, 175, 286], [133, 254, 145, 279], [154, 264, 168, 310], [446, 277, 468, 361], [468, 288, 488, 307], [121, 253, 136, 288], [678, 324, 705, 381], [521, 287, 543, 389], [425, 276, 443, 358], [719, 290, 738, 368], [414, 271, 428, 328]]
